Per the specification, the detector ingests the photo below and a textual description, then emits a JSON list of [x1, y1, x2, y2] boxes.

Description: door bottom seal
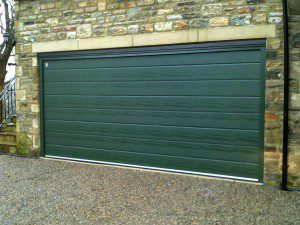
[[45, 155, 260, 183]]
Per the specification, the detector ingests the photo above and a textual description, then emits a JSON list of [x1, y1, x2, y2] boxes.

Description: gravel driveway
[[0, 155, 299, 224]]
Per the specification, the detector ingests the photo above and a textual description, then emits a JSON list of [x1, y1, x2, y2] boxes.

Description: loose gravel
[[0, 155, 299, 224]]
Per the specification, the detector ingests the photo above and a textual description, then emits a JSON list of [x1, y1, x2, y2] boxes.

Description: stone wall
[[288, 15, 300, 189], [14, 0, 287, 186]]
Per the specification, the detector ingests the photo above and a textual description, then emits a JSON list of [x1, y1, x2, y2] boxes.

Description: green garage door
[[40, 40, 265, 182]]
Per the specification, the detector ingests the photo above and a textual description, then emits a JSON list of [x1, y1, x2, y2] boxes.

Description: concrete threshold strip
[[44, 155, 262, 184]]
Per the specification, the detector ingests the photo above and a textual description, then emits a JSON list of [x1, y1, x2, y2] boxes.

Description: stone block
[[78, 35, 133, 50], [32, 40, 78, 53], [40, 3, 54, 10], [202, 3, 223, 17], [174, 21, 189, 30], [209, 17, 229, 27], [253, 14, 267, 24], [198, 24, 276, 42], [189, 18, 208, 28], [31, 104, 39, 113], [265, 113, 277, 122], [45, 18, 59, 27], [77, 24, 92, 38], [16, 90, 26, 101], [154, 22, 173, 31], [230, 14, 252, 26], [291, 94, 300, 109], [32, 118, 39, 129], [137, 0, 155, 6], [108, 26, 127, 36], [133, 30, 197, 47]]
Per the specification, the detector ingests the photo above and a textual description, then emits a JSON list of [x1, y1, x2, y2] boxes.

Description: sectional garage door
[[40, 40, 265, 182]]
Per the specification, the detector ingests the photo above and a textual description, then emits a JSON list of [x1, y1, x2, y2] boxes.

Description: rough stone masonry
[[288, 14, 300, 189], [12, 0, 299, 188]]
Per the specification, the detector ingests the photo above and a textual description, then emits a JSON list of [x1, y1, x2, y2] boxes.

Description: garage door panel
[[45, 133, 260, 163], [44, 121, 259, 147], [46, 50, 261, 70], [46, 145, 259, 179], [44, 96, 260, 113], [44, 108, 259, 130], [44, 63, 261, 82], [44, 80, 260, 97], [41, 41, 265, 181]]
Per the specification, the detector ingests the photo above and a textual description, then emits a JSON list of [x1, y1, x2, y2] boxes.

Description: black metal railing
[[0, 77, 16, 127]]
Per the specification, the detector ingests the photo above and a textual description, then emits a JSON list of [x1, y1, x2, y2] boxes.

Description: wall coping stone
[[32, 25, 276, 53]]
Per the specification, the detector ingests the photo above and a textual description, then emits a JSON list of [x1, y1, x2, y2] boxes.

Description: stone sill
[[32, 25, 276, 53]]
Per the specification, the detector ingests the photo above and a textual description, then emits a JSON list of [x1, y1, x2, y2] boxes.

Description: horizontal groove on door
[[44, 107, 260, 114], [44, 96, 260, 113], [46, 144, 259, 165], [43, 63, 261, 82], [47, 132, 257, 149], [44, 121, 260, 146], [45, 50, 261, 70], [43, 94, 261, 97], [44, 109, 259, 130], [43, 80, 260, 96], [44, 120, 259, 131], [46, 145, 259, 179], [45, 133, 260, 163]]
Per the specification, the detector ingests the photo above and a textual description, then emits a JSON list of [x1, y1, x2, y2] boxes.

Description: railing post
[[0, 77, 16, 127], [7, 90, 10, 118]]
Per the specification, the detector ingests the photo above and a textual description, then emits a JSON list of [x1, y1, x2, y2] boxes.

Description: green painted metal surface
[[39, 41, 265, 181]]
